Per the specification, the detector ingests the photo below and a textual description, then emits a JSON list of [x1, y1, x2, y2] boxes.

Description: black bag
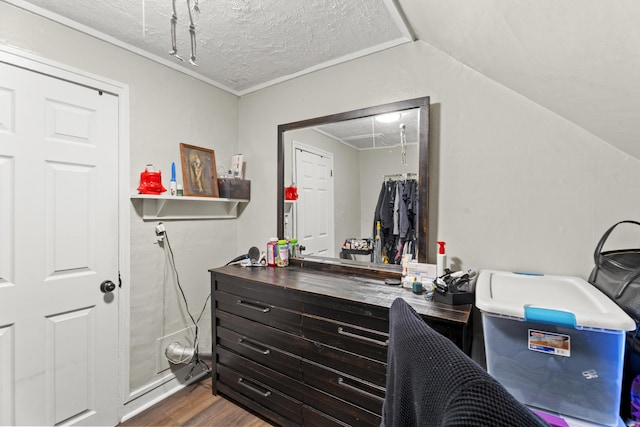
[[589, 220, 640, 323], [590, 221, 640, 419]]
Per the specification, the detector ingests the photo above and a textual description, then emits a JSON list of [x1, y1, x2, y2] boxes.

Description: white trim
[[292, 140, 334, 189], [237, 37, 412, 96], [3, 0, 237, 95], [0, 44, 124, 94], [116, 72, 132, 427], [382, 0, 416, 41], [5, 0, 413, 97], [121, 370, 209, 423], [0, 43, 132, 424], [293, 141, 333, 161]]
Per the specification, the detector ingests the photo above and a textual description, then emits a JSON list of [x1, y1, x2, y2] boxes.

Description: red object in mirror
[[137, 168, 167, 195], [285, 185, 298, 201]]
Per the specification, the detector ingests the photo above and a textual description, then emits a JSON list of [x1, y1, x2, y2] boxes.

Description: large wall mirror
[[277, 97, 430, 265]]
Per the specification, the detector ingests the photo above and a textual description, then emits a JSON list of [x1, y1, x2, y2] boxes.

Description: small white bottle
[[436, 241, 446, 277]]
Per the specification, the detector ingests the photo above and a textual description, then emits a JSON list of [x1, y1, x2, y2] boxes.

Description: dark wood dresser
[[209, 264, 472, 427]]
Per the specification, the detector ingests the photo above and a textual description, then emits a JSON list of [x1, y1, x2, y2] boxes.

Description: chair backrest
[[381, 298, 549, 426]]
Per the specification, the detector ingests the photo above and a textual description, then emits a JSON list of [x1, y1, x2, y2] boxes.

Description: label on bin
[[528, 329, 570, 357]]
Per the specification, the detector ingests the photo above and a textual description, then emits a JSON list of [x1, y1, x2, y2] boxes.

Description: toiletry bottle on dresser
[[436, 241, 446, 277], [267, 238, 278, 267], [276, 240, 289, 267], [374, 221, 382, 263]]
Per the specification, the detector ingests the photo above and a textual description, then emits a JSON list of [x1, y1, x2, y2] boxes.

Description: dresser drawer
[[302, 295, 389, 333], [217, 310, 303, 357], [215, 273, 303, 312], [216, 290, 302, 334], [303, 383, 382, 427], [218, 346, 304, 398], [218, 327, 303, 381], [303, 360, 384, 415], [218, 384, 300, 427], [302, 405, 350, 427], [302, 339, 386, 387], [303, 315, 389, 362], [218, 364, 303, 424]]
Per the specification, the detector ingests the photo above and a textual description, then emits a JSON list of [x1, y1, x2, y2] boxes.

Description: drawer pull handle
[[337, 327, 389, 347], [238, 377, 272, 398], [338, 377, 385, 403], [237, 299, 271, 313], [238, 338, 271, 355]]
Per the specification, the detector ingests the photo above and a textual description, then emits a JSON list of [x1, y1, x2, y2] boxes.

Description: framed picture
[[179, 143, 219, 197]]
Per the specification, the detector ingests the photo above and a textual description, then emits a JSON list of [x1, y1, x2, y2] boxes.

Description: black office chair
[[381, 298, 549, 426]]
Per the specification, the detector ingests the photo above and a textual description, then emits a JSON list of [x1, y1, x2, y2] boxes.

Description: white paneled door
[[0, 61, 119, 425], [294, 145, 334, 257]]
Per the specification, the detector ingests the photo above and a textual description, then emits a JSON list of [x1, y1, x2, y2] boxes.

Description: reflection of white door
[[0, 61, 119, 425], [294, 144, 334, 257]]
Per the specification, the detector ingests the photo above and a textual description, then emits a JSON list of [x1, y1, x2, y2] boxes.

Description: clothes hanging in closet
[[373, 178, 418, 264]]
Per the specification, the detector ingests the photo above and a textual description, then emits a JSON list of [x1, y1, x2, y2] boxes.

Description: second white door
[[294, 144, 334, 257]]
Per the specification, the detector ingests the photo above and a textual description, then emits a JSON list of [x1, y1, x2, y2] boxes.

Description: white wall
[[238, 40, 640, 278], [0, 1, 239, 404]]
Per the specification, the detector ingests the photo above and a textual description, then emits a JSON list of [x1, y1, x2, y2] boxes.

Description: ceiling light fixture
[[376, 112, 401, 123]]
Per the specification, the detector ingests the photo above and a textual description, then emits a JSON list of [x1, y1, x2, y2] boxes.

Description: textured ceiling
[[6, 0, 639, 159], [314, 108, 420, 150], [10, 0, 411, 94]]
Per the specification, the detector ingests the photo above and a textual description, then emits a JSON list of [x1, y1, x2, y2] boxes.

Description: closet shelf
[[131, 194, 249, 221]]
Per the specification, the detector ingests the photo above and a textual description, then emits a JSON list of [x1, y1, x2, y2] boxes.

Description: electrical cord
[[225, 253, 248, 265], [162, 230, 211, 379]]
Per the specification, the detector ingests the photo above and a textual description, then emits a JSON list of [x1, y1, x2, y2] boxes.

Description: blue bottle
[[631, 375, 640, 421]]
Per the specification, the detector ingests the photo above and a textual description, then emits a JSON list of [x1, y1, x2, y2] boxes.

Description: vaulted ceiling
[[7, 0, 639, 158], [401, 0, 640, 160]]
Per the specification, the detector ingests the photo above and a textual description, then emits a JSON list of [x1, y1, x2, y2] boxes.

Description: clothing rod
[[383, 173, 417, 180]]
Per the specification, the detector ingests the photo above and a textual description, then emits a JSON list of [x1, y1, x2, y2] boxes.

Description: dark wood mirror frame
[[277, 96, 430, 264]]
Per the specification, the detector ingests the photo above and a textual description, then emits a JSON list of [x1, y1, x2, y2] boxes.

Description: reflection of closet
[[384, 173, 417, 180], [373, 173, 418, 264]]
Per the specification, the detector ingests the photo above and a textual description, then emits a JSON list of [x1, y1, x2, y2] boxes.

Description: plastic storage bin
[[476, 270, 635, 426]]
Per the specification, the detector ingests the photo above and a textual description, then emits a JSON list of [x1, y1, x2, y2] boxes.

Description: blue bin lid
[[475, 270, 635, 331]]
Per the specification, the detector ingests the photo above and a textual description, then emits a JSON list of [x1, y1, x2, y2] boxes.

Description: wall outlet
[[155, 222, 166, 235], [155, 326, 195, 374]]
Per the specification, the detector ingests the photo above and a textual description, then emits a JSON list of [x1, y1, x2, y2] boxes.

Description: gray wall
[[0, 2, 238, 397], [238, 40, 640, 277], [4, 0, 640, 415]]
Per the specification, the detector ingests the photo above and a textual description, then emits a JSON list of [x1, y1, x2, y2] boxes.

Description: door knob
[[100, 280, 116, 293]]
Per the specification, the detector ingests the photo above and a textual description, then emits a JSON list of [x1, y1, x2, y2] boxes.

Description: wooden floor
[[119, 376, 273, 427]]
